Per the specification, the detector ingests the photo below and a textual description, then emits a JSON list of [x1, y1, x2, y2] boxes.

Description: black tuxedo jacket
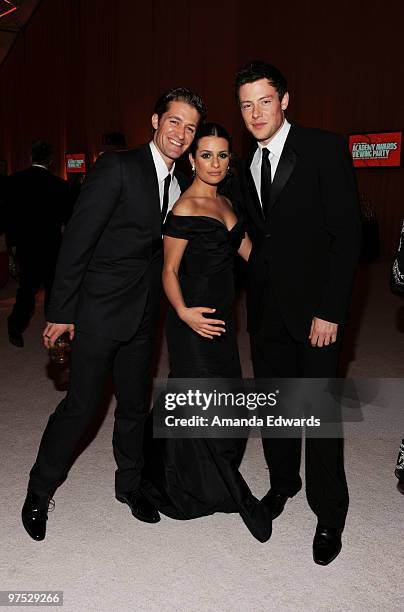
[[4, 166, 71, 254], [47, 145, 188, 341], [235, 123, 361, 341]]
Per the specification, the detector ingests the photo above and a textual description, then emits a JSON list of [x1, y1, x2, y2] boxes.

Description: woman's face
[[190, 136, 230, 185]]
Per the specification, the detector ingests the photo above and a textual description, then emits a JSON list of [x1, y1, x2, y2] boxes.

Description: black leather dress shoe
[[239, 496, 272, 543], [21, 491, 50, 541], [116, 491, 160, 523], [397, 474, 404, 495], [261, 489, 289, 520], [313, 525, 342, 565], [8, 330, 24, 347]]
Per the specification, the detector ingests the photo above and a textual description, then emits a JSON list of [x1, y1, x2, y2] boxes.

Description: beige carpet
[[0, 262, 403, 612]]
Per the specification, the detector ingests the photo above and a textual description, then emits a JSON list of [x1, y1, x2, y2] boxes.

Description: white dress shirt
[[250, 119, 291, 207], [149, 141, 181, 213]]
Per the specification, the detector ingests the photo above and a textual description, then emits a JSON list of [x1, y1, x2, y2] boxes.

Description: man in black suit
[[5, 140, 71, 347], [22, 88, 206, 541], [234, 61, 361, 564]]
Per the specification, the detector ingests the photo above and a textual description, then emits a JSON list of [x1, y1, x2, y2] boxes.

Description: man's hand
[[43, 322, 75, 348], [309, 317, 338, 348]]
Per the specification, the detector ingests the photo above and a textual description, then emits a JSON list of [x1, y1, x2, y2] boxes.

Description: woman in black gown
[[143, 123, 272, 542]]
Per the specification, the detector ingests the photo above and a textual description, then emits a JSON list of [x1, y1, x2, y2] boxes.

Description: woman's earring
[[191, 165, 196, 176]]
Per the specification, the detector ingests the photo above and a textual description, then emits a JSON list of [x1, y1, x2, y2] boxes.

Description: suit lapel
[[268, 125, 299, 215], [137, 148, 190, 239], [137, 145, 161, 237], [243, 148, 266, 228], [269, 147, 297, 212]]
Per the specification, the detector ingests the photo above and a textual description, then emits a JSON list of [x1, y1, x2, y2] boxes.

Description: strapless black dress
[[142, 213, 252, 519], [166, 212, 244, 378]]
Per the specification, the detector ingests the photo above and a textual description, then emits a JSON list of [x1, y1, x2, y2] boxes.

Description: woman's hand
[[178, 307, 225, 339]]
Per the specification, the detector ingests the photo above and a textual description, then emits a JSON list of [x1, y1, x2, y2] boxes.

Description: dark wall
[[1, 0, 403, 254]]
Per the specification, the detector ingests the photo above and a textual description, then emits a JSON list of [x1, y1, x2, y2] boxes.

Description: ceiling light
[[0, 0, 18, 19]]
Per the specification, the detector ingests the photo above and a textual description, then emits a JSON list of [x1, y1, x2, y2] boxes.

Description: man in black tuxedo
[[22, 88, 206, 541], [5, 140, 71, 347], [234, 61, 361, 564]]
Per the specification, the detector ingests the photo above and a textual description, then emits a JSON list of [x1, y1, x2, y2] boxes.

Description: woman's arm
[[163, 235, 226, 339], [221, 195, 251, 262], [238, 232, 252, 262]]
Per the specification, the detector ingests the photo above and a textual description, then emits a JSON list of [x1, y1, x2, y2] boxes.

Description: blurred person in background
[[4, 139, 71, 347]]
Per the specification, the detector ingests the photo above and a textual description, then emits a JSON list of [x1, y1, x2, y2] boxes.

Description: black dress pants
[[8, 249, 57, 333], [29, 302, 156, 497], [250, 291, 349, 529]]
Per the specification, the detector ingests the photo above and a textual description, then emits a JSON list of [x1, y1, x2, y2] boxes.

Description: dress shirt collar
[[149, 140, 175, 182], [31, 163, 49, 170], [255, 118, 291, 163]]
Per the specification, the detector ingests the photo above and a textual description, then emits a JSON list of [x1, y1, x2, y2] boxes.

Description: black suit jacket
[[234, 123, 361, 341], [47, 145, 188, 341], [4, 166, 71, 254]]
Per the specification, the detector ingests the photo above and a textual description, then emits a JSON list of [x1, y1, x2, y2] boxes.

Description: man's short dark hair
[[235, 61, 288, 103], [31, 139, 54, 165], [153, 87, 207, 124]]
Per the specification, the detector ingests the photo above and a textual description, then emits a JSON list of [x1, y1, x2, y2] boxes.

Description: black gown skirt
[[142, 212, 251, 519]]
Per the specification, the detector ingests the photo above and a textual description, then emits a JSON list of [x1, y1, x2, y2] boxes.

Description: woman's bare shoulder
[[220, 195, 235, 211], [171, 196, 199, 216]]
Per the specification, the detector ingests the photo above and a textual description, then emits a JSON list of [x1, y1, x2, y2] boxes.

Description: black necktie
[[161, 173, 171, 224], [260, 148, 272, 218]]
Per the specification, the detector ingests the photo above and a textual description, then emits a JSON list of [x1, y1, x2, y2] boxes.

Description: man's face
[[152, 100, 200, 167], [238, 78, 289, 145]]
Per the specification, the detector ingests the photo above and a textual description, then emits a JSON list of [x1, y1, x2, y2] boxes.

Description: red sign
[[349, 131, 402, 168], [65, 153, 86, 173]]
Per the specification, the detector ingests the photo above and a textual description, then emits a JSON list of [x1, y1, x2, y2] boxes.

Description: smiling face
[[152, 100, 200, 168], [238, 78, 289, 145], [190, 136, 230, 185]]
